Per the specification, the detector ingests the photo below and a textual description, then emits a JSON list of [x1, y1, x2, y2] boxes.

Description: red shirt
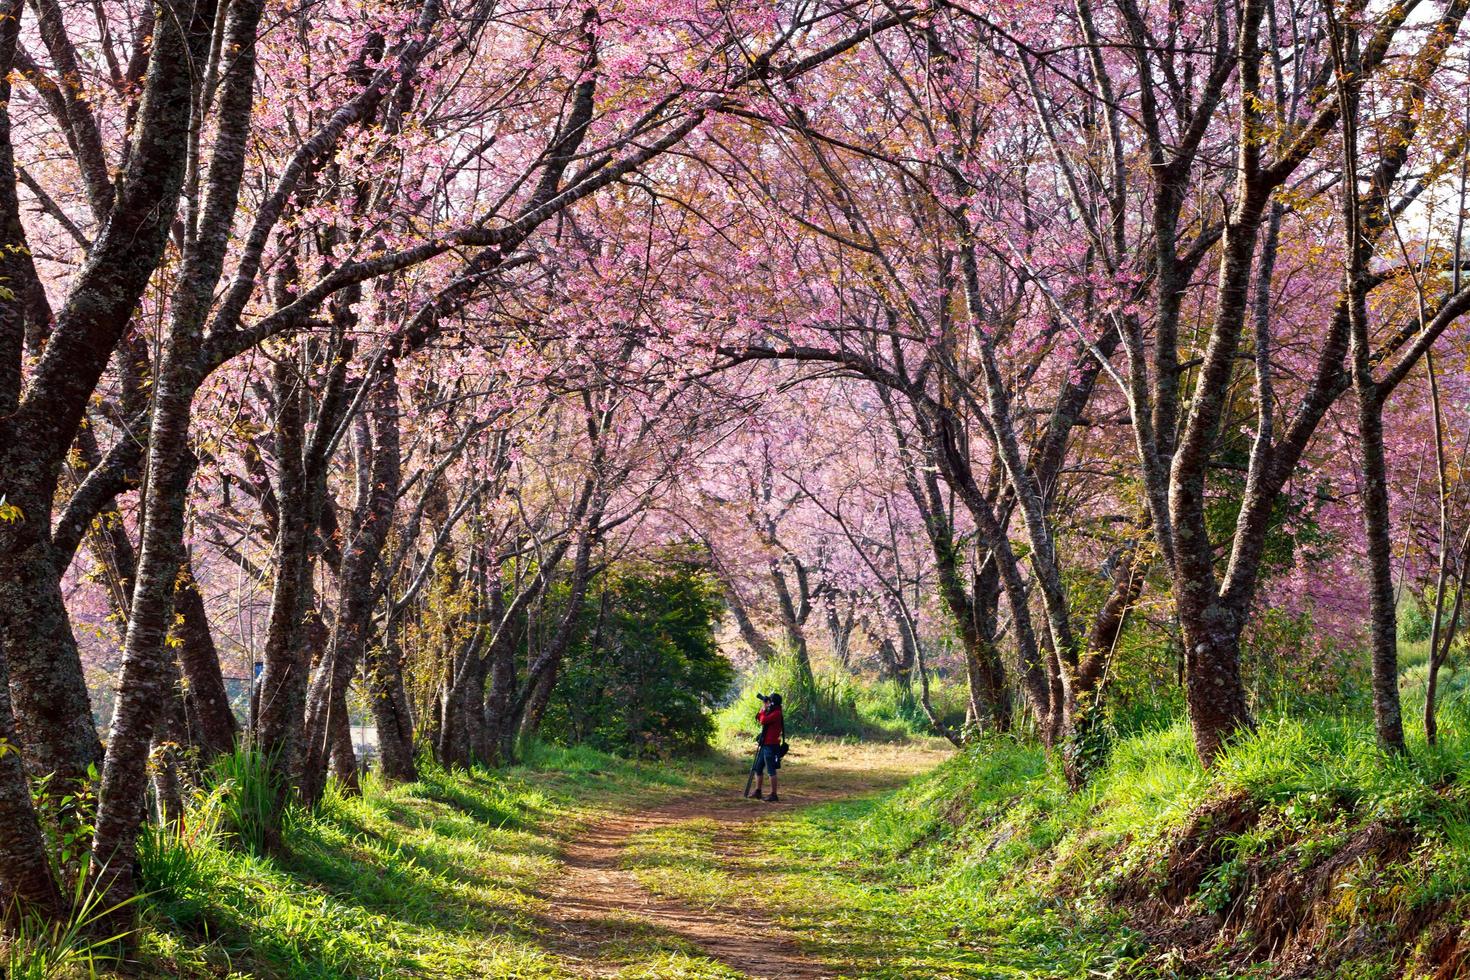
[[757, 707, 783, 746]]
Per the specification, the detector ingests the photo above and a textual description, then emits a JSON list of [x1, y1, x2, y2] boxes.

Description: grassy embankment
[[716, 654, 970, 746], [626, 661, 1470, 979]]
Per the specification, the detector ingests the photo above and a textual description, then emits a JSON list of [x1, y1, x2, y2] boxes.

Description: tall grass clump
[[717, 655, 831, 738], [859, 677, 967, 733], [206, 743, 288, 855], [134, 780, 234, 937], [3, 860, 141, 979]]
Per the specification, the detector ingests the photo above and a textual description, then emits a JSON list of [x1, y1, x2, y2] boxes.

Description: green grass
[[121, 743, 724, 979], [47, 674, 1470, 978], [626, 735, 1110, 978], [627, 692, 1470, 979], [716, 655, 965, 745]]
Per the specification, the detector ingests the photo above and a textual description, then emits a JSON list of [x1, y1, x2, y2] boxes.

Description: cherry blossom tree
[[6, 0, 1470, 937]]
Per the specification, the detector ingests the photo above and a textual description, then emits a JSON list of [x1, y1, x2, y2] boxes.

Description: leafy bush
[[1400, 598, 1434, 644], [541, 558, 735, 757], [860, 677, 968, 733]]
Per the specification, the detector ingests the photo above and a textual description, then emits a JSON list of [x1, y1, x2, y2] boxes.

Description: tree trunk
[[150, 658, 192, 827], [1353, 389, 1406, 752], [769, 559, 816, 690], [824, 596, 854, 669], [968, 561, 1011, 734], [877, 636, 912, 687], [301, 370, 399, 802], [1161, 0, 1270, 767], [90, 378, 201, 904], [257, 358, 328, 805], [0, 9, 80, 897], [518, 527, 598, 743], [255, 533, 315, 793], [1, 0, 225, 813], [1177, 606, 1253, 763], [909, 441, 1015, 734], [518, 665, 559, 744], [946, 557, 1011, 734], [173, 555, 238, 758], [1330, 13, 1406, 754], [439, 642, 489, 768], [923, 404, 1052, 725], [367, 629, 417, 782], [1077, 542, 1147, 693], [482, 629, 518, 765], [327, 687, 359, 793], [912, 636, 962, 748], [0, 522, 102, 790], [0, 641, 65, 916], [725, 586, 777, 662], [1041, 630, 1066, 748], [89, 0, 261, 908]]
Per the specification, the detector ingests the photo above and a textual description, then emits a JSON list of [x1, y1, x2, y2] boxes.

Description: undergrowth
[[3, 861, 141, 979], [16, 660, 1466, 978]]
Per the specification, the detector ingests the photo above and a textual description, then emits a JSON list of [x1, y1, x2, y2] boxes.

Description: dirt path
[[542, 741, 949, 979]]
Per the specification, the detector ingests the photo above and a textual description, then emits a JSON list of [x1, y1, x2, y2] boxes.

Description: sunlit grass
[[714, 654, 965, 745], [90, 686, 1470, 978], [628, 697, 1470, 979], [125, 743, 724, 979]]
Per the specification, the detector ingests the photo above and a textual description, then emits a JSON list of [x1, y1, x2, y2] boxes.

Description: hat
[[768, 693, 782, 707]]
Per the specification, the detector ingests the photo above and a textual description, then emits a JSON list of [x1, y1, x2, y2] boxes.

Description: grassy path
[[541, 740, 951, 979], [118, 741, 948, 978], [544, 791, 822, 978], [122, 710, 1470, 977]]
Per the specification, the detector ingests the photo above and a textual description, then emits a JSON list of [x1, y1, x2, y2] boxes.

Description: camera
[[756, 692, 770, 702]]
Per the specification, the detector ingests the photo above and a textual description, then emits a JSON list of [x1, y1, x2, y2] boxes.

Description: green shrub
[[1400, 598, 1434, 644], [861, 677, 968, 732], [541, 557, 735, 757]]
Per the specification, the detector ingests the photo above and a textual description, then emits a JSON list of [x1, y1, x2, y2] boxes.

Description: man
[[748, 692, 783, 802]]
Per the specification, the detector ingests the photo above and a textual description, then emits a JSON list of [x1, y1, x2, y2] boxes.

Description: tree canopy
[[2, 0, 1470, 931]]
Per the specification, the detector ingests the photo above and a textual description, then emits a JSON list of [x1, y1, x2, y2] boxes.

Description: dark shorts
[[755, 744, 781, 774]]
